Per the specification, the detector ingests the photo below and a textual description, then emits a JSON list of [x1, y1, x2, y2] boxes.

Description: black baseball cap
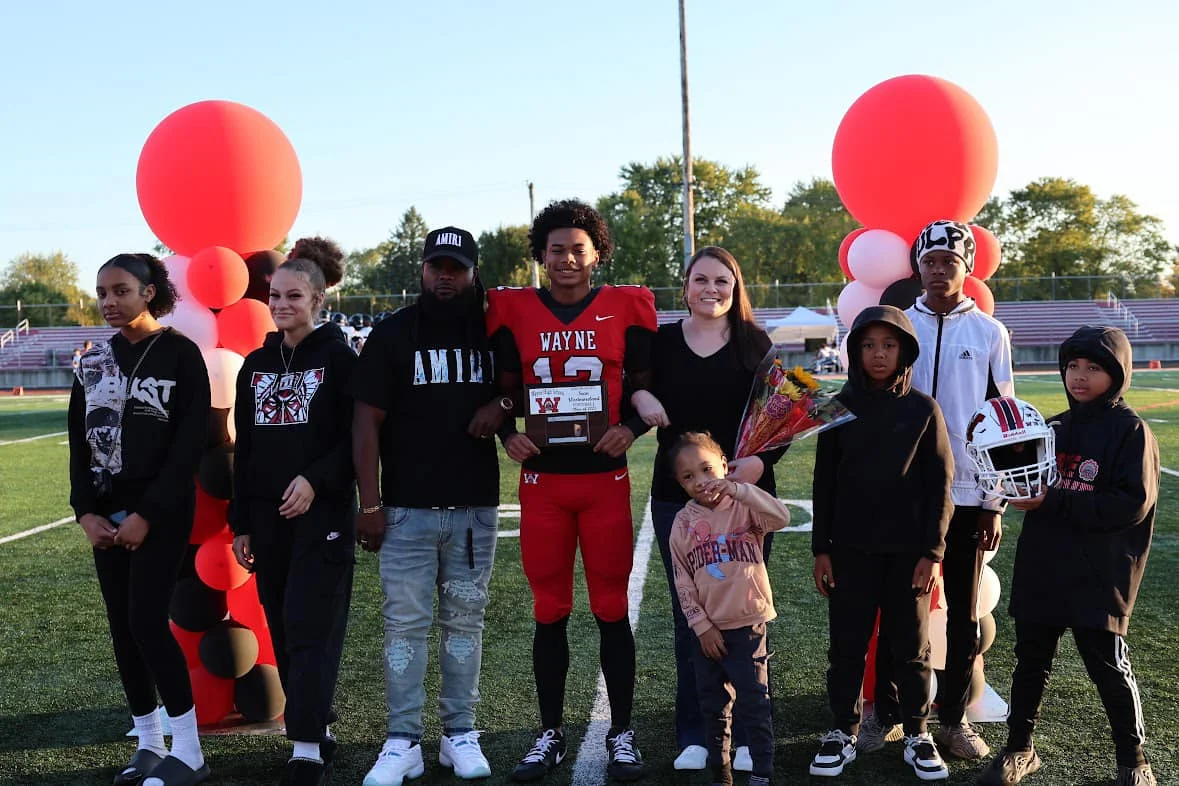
[[422, 226, 478, 268]]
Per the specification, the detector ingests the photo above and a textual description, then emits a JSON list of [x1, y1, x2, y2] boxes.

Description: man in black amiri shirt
[[352, 227, 507, 785]]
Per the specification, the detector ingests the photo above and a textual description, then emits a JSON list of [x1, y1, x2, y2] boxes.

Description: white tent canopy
[[764, 306, 838, 344]]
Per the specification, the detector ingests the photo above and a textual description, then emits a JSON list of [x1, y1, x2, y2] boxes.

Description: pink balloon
[[837, 281, 884, 332], [160, 300, 217, 352], [203, 348, 244, 410], [162, 255, 192, 302], [838, 332, 850, 373], [846, 230, 913, 289]]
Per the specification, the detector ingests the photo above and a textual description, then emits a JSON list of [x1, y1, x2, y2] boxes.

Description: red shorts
[[518, 468, 634, 624]]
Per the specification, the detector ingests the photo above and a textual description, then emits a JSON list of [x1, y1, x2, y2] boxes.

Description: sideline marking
[[0, 431, 67, 447], [0, 517, 72, 545]]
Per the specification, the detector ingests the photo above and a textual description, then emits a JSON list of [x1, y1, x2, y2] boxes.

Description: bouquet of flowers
[[734, 346, 856, 458]]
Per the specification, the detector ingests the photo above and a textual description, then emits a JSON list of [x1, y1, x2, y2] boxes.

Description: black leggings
[[93, 520, 193, 717]]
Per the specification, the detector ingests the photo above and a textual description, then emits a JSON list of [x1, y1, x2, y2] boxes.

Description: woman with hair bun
[[68, 253, 212, 786], [230, 238, 357, 785]]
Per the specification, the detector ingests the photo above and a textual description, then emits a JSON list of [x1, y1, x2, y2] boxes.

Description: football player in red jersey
[[488, 199, 658, 782]]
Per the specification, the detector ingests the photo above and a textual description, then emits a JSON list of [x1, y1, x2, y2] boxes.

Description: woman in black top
[[68, 254, 211, 786], [230, 239, 357, 786], [631, 246, 785, 772]]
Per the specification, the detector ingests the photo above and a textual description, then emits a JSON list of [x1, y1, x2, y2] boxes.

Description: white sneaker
[[733, 745, 753, 772], [440, 730, 492, 779], [903, 733, 949, 781], [363, 738, 425, 786], [673, 745, 708, 770]]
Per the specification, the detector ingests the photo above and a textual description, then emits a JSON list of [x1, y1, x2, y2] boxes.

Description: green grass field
[[1, 372, 1177, 785]]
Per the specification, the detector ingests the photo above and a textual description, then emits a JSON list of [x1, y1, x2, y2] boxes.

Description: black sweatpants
[[1006, 619, 1147, 767], [93, 513, 193, 717], [692, 623, 774, 779], [249, 500, 354, 743], [874, 505, 982, 726], [827, 548, 932, 736]]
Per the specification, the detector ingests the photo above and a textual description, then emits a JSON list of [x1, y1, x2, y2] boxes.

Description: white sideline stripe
[[0, 517, 72, 545], [0, 430, 67, 446], [1161, 466, 1179, 479], [571, 500, 654, 786]]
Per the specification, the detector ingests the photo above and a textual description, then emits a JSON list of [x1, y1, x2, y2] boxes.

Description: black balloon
[[199, 445, 234, 500], [243, 250, 285, 302], [199, 620, 259, 680], [880, 276, 925, 309], [170, 577, 228, 633], [208, 407, 232, 449], [235, 664, 285, 722]]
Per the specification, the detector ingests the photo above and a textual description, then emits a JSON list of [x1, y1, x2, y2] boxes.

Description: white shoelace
[[610, 730, 639, 763], [522, 730, 559, 763], [447, 731, 485, 758]]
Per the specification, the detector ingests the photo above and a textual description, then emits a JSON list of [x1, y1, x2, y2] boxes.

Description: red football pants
[[518, 468, 634, 624]]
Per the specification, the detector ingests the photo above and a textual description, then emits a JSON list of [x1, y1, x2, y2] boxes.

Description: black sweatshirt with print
[[68, 328, 211, 527]]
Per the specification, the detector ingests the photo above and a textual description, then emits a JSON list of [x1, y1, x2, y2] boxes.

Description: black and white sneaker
[[903, 733, 949, 781], [606, 728, 646, 781], [810, 729, 857, 777], [511, 729, 567, 782]]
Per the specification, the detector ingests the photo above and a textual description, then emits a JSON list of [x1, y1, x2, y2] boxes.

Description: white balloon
[[160, 300, 217, 352], [982, 548, 998, 565], [977, 564, 1001, 618], [203, 348, 244, 410], [836, 280, 884, 334], [847, 229, 913, 289], [226, 405, 237, 443], [928, 607, 948, 671], [838, 332, 850, 373], [162, 254, 192, 302]]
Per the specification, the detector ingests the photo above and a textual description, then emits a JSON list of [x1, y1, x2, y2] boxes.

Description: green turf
[[0, 382, 1176, 785]]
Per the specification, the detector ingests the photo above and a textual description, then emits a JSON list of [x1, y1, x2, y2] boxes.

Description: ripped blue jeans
[[379, 506, 498, 740]]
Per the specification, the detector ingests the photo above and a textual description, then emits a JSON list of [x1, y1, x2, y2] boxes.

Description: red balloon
[[832, 75, 998, 244], [136, 100, 302, 256], [188, 246, 248, 310], [196, 537, 251, 592], [837, 228, 867, 280], [217, 298, 276, 356], [227, 576, 270, 633], [256, 628, 278, 667], [969, 225, 1002, 281], [170, 620, 204, 666], [189, 665, 235, 726], [963, 276, 995, 315], [191, 484, 229, 545]]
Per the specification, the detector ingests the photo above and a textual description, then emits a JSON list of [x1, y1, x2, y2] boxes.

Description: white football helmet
[[965, 396, 1058, 501]]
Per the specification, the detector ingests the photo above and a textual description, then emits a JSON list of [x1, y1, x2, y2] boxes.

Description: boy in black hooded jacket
[[811, 305, 955, 781], [979, 325, 1159, 786]]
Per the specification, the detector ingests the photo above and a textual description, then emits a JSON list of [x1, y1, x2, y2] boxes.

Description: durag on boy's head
[[1059, 324, 1133, 407], [846, 305, 920, 393]]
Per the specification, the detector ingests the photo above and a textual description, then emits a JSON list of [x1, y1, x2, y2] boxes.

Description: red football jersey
[[486, 285, 658, 425]]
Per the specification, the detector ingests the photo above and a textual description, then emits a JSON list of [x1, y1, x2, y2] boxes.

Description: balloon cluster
[[137, 100, 303, 725], [830, 75, 1003, 366]]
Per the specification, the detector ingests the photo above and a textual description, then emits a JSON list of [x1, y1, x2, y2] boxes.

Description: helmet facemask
[[966, 397, 1059, 501]]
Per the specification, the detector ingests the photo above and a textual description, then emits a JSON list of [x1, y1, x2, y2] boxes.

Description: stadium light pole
[[528, 181, 540, 287], [679, 0, 695, 269]]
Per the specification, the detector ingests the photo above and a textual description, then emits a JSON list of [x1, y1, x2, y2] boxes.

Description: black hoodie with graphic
[[1009, 325, 1158, 635], [812, 306, 954, 561], [231, 322, 358, 537]]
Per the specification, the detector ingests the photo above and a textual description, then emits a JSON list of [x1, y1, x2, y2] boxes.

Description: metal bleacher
[[0, 325, 113, 370]]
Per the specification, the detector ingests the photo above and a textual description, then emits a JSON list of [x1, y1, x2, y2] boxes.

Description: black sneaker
[[903, 733, 948, 781], [511, 729, 567, 782], [606, 729, 646, 781], [280, 757, 325, 786], [810, 729, 857, 777], [977, 747, 1042, 786]]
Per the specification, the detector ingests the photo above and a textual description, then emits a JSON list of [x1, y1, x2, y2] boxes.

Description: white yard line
[[0, 517, 73, 545], [1161, 467, 1178, 479], [571, 500, 654, 786], [0, 430, 67, 447]]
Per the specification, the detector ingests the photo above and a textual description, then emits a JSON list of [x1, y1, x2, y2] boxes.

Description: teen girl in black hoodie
[[230, 239, 357, 785], [810, 305, 955, 781], [68, 253, 211, 786]]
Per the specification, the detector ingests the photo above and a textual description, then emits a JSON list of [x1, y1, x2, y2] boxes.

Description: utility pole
[[528, 181, 540, 287], [679, 0, 695, 269]]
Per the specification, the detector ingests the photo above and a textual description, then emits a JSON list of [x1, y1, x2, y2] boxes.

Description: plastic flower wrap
[[734, 346, 856, 458]]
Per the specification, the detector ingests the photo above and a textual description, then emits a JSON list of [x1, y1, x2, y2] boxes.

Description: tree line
[[4, 158, 1177, 326]]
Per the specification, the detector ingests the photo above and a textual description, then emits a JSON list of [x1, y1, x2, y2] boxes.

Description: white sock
[[132, 708, 168, 756], [292, 741, 322, 762], [166, 706, 204, 770]]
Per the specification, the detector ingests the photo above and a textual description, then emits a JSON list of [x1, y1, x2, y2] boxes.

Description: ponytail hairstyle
[[683, 246, 767, 372], [99, 253, 178, 318], [285, 236, 345, 292]]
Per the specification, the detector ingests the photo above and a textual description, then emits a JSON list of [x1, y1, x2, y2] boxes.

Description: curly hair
[[288, 236, 344, 288], [99, 253, 178, 318], [528, 199, 614, 263], [667, 430, 726, 469]]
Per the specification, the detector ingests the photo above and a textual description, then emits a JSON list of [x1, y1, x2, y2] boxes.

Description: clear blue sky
[[3, 0, 1176, 286]]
